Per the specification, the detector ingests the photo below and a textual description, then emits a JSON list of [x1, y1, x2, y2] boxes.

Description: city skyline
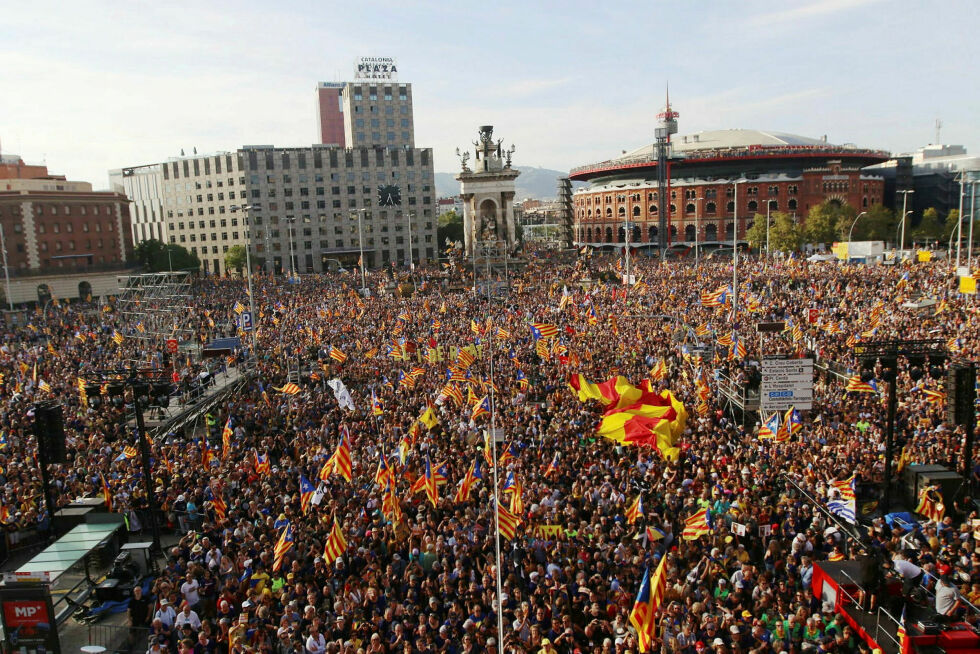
[[1, 0, 978, 189]]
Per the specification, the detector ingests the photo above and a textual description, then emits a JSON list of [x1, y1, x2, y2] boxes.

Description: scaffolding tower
[[115, 271, 196, 345], [557, 177, 574, 249]]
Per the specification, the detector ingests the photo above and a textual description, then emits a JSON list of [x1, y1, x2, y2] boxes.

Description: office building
[[316, 82, 346, 146]]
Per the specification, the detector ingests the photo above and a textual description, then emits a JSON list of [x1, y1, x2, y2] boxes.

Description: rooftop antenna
[[935, 118, 943, 145]]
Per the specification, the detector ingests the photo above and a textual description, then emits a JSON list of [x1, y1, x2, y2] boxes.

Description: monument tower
[[456, 125, 520, 256]]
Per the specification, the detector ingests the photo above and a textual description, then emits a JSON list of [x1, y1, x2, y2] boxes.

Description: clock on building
[[377, 184, 402, 207]]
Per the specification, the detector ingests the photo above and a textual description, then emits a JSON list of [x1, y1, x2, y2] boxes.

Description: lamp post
[[957, 172, 966, 270], [846, 211, 868, 257], [969, 181, 978, 271], [624, 219, 631, 287], [0, 222, 13, 310], [230, 205, 257, 352], [407, 211, 416, 282], [895, 210, 913, 260], [286, 217, 297, 280], [766, 200, 772, 257], [897, 190, 914, 257], [695, 197, 702, 265], [732, 179, 745, 317], [355, 209, 367, 290]]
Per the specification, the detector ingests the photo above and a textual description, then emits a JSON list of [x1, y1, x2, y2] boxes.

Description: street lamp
[[897, 189, 914, 258], [354, 209, 367, 290], [846, 211, 869, 255], [766, 200, 773, 257], [406, 211, 416, 274], [694, 197, 702, 265], [230, 205, 257, 352], [732, 179, 746, 317], [895, 210, 913, 260], [286, 217, 297, 280]]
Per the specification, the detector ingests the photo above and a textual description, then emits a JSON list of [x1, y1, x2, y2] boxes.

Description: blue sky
[[1, 0, 977, 188]]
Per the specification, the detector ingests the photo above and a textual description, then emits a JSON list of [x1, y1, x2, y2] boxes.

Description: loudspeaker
[[947, 364, 976, 427], [903, 464, 946, 501], [33, 402, 67, 464], [917, 470, 964, 506]]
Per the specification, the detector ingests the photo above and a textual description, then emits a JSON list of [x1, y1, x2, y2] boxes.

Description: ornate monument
[[456, 126, 520, 255]]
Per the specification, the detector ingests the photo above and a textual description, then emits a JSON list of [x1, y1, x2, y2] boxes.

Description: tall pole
[[957, 173, 965, 270], [896, 211, 912, 260], [695, 197, 701, 265], [132, 389, 162, 554], [624, 219, 631, 288], [357, 209, 366, 290], [898, 190, 913, 257], [969, 182, 977, 271], [243, 208, 256, 352], [406, 211, 416, 274], [847, 211, 868, 254], [0, 222, 13, 310], [766, 201, 771, 257], [882, 370, 899, 513], [484, 253, 504, 654], [32, 405, 57, 541], [286, 219, 296, 279], [732, 180, 740, 317]]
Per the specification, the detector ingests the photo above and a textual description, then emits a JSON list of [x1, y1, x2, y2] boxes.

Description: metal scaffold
[[114, 271, 195, 345]]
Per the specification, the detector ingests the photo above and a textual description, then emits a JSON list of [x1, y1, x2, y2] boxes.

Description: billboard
[[0, 584, 60, 653], [354, 57, 398, 81]]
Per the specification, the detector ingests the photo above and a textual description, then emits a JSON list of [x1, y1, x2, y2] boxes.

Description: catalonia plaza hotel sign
[[355, 57, 398, 80]]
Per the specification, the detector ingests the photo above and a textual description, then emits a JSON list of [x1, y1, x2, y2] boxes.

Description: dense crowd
[[2, 251, 979, 654]]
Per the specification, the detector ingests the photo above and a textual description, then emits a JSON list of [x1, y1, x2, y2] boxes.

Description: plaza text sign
[[355, 57, 398, 80], [760, 356, 813, 411]]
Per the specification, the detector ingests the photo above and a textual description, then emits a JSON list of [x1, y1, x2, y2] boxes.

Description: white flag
[[327, 378, 356, 411]]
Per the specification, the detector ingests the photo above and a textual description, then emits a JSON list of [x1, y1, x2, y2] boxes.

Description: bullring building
[[569, 128, 889, 249]]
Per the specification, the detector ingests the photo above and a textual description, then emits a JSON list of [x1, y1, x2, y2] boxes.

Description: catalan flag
[[471, 395, 491, 421], [625, 494, 644, 525], [38, 379, 52, 393], [201, 441, 215, 469], [100, 473, 113, 512], [112, 331, 124, 345], [629, 557, 668, 653], [681, 507, 713, 540], [255, 451, 271, 474], [135, 321, 146, 333], [371, 390, 384, 415], [299, 474, 316, 514], [496, 502, 521, 540], [274, 383, 301, 395], [544, 452, 559, 477], [374, 450, 392, 488], [496, 326, 511, 340], [454, 460, 478, 503], [272, 524, 294, 572], [509, 477, 524, 514], [222, 418, 233, 458], [844, 375, 876, 394], [785, 407, 802, 435], [329, 346, 347, 363], [922, 388, 945, 405], [831, 474, 856, 502], [456, 347, 476, 369], [516, 370, 529, 389], [915, 485, 945, 523], [423, 455, 438, 507], [233, 301, 246, 315], [123, 445, 138, 459], [897, 607, 908, 652], [758, 413, 780, 439], [319, 433, 352, 482], [529, 323, 558, 340], [649, 359, 667, 382], [440, 383, 463, 406], [322, 518, 347, 565], [211, 490, 227, 522]]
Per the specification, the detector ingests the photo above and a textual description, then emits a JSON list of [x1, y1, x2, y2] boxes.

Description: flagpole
[[484, 242, 505, 654]]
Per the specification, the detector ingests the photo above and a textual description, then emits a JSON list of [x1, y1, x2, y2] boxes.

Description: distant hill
[[435, 166, 583, 201]]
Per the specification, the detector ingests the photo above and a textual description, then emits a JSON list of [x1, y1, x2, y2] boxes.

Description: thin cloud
[[744, 0, 883, 28]]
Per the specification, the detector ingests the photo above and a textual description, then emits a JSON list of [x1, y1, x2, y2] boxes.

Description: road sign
[[165, 338, 178, 354], [240, 310, 253, 332], [761, 357, 813, 411], [757, 321, 785, 333]]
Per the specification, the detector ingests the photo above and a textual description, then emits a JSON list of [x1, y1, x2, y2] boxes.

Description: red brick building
[[569, 129, 889, 247], [0, 155, 133, 276]]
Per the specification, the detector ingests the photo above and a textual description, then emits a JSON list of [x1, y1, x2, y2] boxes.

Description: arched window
[[748, 200, 758, 212], [632, 206, 641, 217], [618, 227, 626, 242], [685, 224, 696, 241], [78, 281, 92, 301], [705, 224, 718, 241], [725, 223, 735, 240], [587, 209, 592, 217], [586, 228, 593, 242], [727, 201, 735, 212], [706, 202, 717, 214], [788, 199, 798, 211], [685, 203, 696, 214], [649, 205, 658, 215], [648, 226, 658, 241], [632, 225, 641, 242], [670, 225, 678, 239], [768, 200, 778, 212], [669, 204, 676, 214], [618, 207, 626, 217], [605, 227, 613, 243], [605, 208, 613, 217]]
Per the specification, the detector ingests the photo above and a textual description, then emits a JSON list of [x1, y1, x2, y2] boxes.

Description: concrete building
[[867, 144, 980, 219], [341, 82, 415, 149], [241, 144, 437, 273], [0, 154, 134, 304], [109, 163, 167, 244]]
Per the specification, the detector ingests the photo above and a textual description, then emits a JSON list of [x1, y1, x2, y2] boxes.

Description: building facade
[[241, 144, 436, 273], [316, 82, 346, 146], [867, 144, 980, 219], [108, 163, 167, 244], [569, 129, 889, 247], [341, 82, 415, 149], [0, 156, 132, 274]]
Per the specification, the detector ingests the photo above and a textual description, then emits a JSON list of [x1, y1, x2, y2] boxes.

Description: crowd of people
[[2, 250, 980, 654]]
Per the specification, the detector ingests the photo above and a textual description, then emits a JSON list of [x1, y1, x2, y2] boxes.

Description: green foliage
[[909, 207, 945, 245], [133, 239, 200, 272], [437, 210, 464, 248], [746, 212, 802, 252], [802, 202, 848, 245], [852, 204, 894, 241], [224, 245, 248, 272]]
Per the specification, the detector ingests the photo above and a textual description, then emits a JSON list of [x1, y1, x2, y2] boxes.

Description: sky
[[1, 0, 978, 189]]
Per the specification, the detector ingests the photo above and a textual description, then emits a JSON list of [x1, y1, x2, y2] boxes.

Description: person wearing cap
[[154, 598, 177, 630], [538, 637, 557, 654], [936, 565, 964, 616]]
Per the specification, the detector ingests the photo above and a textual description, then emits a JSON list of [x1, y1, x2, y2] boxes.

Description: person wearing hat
[[936, 564, 964, 616], [154, 598, 177, 630], [538, 637, 557, 654]]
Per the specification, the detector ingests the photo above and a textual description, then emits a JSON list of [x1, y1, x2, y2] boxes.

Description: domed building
[[569, 127, 890, 249]]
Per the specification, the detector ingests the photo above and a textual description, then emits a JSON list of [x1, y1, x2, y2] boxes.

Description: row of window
[[350, 85, 409, 101], [353, 132, 412, 143], [579, 184, 801, 206], [243, 148, 429, 172], [353, 118, 411, 129], [0, 203, 116, 217], [179, 234, 434, 255], [38, 238, 113, 252], [578, 199, 797, 219], [35, 220, 114, 234], [579, 223, 740, 243]]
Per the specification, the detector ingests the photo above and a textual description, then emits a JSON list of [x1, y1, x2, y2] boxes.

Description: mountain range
[[434, 166, 583, 202]]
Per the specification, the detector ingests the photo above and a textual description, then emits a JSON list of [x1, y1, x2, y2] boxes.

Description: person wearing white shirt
[[305, 624, 326, 654], [174, 604, 202, 633], [153, 600, 176, 629]]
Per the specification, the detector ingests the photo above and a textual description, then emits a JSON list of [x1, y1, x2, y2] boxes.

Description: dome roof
[[620, 129, 833, 160]]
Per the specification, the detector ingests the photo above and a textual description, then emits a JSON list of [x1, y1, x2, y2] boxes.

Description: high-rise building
[[315, 82, 346, 146], [341, 81, 415, 149], [109, 163, 167, 243]]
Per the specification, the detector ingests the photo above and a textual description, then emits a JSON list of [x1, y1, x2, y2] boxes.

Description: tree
[[942, 209, 961, 241], [852, 204, 894, 242], [803, 203, 845, 245], [224, 245, 248, 273], [909, 207, 945, 246], [133, 239, 200, 272], [438, 210, 464, 249], [746, 212, 802, 252]]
